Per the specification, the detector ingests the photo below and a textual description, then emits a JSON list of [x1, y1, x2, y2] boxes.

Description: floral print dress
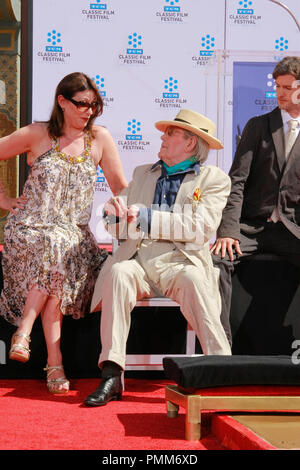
[[0, 132, 107, 326]]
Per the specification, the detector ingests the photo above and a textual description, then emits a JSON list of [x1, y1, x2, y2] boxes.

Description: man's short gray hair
[[183, 129, 210, 163]]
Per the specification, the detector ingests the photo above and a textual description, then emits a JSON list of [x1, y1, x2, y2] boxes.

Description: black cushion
[[163, 355, 300, 389]]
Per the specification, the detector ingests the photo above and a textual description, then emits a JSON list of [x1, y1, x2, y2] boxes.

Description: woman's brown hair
[[47, 72, 104, 138]]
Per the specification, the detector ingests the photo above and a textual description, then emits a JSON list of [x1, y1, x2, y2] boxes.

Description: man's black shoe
[[84, 376, 122, 407]]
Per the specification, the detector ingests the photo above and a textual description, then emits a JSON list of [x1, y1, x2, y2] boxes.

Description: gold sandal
[[9, 332, 31, 363], [44, 365, 70, 394]]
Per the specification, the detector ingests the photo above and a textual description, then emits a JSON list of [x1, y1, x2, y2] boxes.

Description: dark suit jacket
[[217, 107, 300, 240]]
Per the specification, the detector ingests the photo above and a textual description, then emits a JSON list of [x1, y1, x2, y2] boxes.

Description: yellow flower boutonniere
[[193, 188, 202, 201]]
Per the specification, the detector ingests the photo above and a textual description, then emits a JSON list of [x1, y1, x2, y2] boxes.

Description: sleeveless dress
[[0, 132, 108, 326]]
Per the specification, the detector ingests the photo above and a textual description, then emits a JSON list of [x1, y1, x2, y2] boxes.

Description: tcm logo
[[127, 33, 143, 54], [92, 75, 106, 97], [96, 166, 105, 183], [90, 0, 107, 9], [275, 36, 289, 52], [265, 73, 277, 99], [163, 77, 179, 99], [126, 119, 142, 141], [46, 29, 62, 52], [164, 0, 180, 12], [237, 0, 254, 14], [200, 34, 215, 57]]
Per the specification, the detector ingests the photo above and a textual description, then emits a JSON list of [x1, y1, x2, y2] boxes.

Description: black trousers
[[212, 222, 300, 346]]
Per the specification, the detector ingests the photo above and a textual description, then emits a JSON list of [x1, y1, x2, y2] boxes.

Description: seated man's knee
[[175, 266, 203, 291], [109, 260, 138, 283]]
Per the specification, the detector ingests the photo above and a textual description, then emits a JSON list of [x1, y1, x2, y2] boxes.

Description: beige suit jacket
[[91, 163, 231, 311]]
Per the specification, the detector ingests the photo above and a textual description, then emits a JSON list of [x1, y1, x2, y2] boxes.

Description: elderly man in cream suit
[[84, 109, 232, 407]]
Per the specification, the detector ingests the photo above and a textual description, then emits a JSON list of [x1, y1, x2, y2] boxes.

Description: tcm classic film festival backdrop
[[31, 0, 300, 243]]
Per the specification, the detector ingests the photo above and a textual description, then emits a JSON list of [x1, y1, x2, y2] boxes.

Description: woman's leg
[[41, 296, 69, 393], [18, 287, 49, 333], [10, 287, 49, 361]]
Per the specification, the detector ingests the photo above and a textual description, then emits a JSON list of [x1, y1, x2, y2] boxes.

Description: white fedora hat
[[155, 109, 223, 150]]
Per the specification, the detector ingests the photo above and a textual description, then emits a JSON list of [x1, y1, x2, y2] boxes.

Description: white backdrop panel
[[226, 0, 300, 52], [32, 0, 300, 241], [32, 0, 224, 242]]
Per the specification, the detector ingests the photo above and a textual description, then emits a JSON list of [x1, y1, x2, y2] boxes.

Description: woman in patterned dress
[[0, 72, 127, 394]]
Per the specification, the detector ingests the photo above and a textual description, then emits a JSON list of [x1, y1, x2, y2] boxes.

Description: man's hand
[[211, 237, 242, 262], [104, 198, 140, 224], [127, 205, 140, 224], [0, 193, 27, 215], [104, 196, 128, 219]]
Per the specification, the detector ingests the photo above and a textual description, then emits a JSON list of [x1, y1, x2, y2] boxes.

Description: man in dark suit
[[212, 56, 300, 343]]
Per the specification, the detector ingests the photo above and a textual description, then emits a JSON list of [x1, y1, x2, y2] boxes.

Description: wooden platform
[[165, 384, 300, 441]]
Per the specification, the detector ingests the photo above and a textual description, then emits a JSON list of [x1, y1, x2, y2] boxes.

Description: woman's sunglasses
[[65, 97, 99, 113]]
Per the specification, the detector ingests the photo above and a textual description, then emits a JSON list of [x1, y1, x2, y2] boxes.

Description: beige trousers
[[99, 241, 232, 370]]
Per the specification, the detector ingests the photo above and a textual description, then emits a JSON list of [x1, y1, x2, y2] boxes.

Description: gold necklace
[[53, 132, 91, 164]]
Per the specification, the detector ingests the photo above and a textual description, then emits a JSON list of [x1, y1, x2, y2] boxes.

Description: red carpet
[[0, 378, 226, 451]]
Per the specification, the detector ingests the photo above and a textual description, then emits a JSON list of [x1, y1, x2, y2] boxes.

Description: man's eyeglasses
[[65, 97, 99, 113]]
